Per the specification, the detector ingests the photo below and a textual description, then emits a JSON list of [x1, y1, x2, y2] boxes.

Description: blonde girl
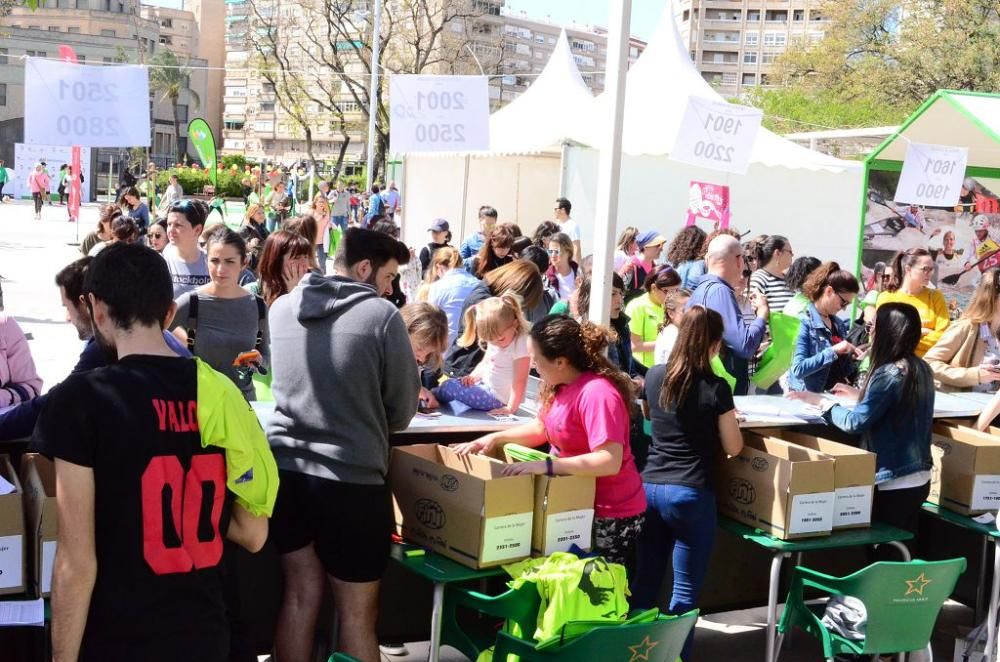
[[433, 294, 530, 414]]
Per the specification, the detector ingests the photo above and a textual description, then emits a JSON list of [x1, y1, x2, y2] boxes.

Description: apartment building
[[219, 0, 373, 167], [485, 7, 646, 105], [673, 0, 829, 96], [0, 0, 209, 179]]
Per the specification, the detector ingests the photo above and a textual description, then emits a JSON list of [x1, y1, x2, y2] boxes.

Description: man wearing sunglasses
[[687, 234, 768, 395]]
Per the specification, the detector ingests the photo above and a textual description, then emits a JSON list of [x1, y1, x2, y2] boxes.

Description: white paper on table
[[0, 476, 13, 496], [734, 396, 826, 422], [0, 598, 43, 626]]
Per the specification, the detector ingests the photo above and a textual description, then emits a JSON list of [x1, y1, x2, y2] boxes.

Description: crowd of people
[[4, 176, 1000, 662]]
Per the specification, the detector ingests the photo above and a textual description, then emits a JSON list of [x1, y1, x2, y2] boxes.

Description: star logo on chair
[[904, 572, 932, 596], [627, 635, 659, 662]]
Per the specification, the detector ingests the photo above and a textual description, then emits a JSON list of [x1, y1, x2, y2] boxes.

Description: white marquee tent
[[561, 5, 864, 270], [400, 30, 593, 249]]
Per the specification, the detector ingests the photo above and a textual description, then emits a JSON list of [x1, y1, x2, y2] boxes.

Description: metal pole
[[108, 155, 114, 204], [587, 0, 632, 327], [365, 0, 384, 191]]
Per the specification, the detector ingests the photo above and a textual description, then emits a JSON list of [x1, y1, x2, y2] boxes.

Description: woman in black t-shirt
[[632, 305, 743, 662]]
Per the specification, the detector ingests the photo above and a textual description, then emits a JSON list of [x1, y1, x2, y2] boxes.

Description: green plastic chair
[[440, 580, 542, 661], [490, 610, 698, 661], [777, 558, 966, 661]]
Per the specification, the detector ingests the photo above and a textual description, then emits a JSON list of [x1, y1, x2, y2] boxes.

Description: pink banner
[[686, 180, 730, 229]]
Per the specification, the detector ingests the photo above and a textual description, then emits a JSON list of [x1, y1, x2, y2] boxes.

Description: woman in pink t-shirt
[[455, 315, 646, 567]]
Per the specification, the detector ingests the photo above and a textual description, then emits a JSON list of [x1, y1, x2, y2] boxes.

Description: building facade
[[673, 0, 829, 97], [0, 0, 209, 190], [219, 0, 646, 167]]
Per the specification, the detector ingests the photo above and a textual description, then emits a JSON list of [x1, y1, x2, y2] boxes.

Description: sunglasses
[[169, 200, 194, 212], [547, 249, 561, 256], [148, 232, 164, 239]]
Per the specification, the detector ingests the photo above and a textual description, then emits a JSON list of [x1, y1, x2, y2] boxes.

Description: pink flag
[[686, 181, 730, 229]]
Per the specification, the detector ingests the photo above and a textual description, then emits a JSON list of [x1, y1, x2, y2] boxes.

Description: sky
[[504, 0, 665, 42], [141, 0, 667, 42]]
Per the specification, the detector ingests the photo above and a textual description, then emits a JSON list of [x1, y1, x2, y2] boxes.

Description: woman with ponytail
[[632, 306, 743, 661], [876, 247, 950, 356], [788, 262, 861, 393], [749, 234, 795, 312], [454, 314, 646, 567]]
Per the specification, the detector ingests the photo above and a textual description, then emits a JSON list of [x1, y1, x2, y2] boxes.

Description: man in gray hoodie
[[267, 227, 419, 662]]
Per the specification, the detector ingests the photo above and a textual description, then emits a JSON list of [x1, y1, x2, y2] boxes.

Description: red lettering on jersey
[[141, 454, 226, 575], [152, 399, 168, 431], [151, 399, 201, 433], [187, 401, 199, 431]]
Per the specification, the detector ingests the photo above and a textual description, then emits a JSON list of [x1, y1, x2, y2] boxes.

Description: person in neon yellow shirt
[[625, 265, 681, 368], [876, 247, 949, 357]]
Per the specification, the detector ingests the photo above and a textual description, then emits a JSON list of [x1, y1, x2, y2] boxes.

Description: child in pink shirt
[[455, 315, 645, 569]]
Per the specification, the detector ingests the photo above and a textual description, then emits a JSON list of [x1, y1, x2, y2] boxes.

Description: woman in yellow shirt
[[876, 247, 950, 357]]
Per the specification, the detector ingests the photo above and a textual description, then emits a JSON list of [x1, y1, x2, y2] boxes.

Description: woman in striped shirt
[[749, 235, 796, 313]]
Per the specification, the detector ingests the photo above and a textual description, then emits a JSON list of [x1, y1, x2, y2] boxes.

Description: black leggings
[[32, 192, 43, 214], [869, 480, 930, 562]]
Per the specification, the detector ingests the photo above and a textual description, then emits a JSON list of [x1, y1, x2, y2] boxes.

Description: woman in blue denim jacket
[[790, 302, 934, 552], [788, 262, 861, 392]]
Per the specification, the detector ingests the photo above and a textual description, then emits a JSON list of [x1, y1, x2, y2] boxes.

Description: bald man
[[687, 235, 768, 395]]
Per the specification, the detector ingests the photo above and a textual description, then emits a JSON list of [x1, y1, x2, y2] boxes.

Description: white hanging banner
[[389, 75, 489, 153], [894, 142, 968, 207], [670, 97, 762, 175], [23, 58, 151, 148]]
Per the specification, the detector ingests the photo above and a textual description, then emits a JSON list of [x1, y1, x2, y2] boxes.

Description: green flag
[[187, 118, 218, 187]]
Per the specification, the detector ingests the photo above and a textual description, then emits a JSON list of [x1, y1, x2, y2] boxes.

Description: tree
[[244, 0, 496, 182], [740, 86, 911, 135], [764, 0, 1000, 127], [148, 49, 201, 164]]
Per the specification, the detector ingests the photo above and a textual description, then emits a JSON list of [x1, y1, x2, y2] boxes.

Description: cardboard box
[[757, 429, 876, 529], [500, 446, 596, 556], [20, 454, 57, 598], [716, 433, 836, 540], [930, 423, 1000, 515], [0, 454, 25, 596], [389, 444, 534, 569]]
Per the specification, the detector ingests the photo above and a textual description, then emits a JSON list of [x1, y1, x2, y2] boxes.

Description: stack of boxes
[[0, 454, 58, 598]]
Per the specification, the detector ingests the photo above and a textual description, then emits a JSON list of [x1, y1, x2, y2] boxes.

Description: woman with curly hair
[[455, 314, 646, 568], [666, 226, 708, 289]]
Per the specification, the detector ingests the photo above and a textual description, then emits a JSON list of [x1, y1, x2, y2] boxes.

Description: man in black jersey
[[32, 243, 268, 662]]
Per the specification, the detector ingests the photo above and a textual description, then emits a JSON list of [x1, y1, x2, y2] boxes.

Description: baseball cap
[[637, 230, 666, 249], [428, 219, 450, 233]]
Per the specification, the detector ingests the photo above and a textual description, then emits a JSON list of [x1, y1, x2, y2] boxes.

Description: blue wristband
[[545, 457, 554, 477]]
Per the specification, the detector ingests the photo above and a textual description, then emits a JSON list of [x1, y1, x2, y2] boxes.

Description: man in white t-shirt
[[554, 197, 581, 260]]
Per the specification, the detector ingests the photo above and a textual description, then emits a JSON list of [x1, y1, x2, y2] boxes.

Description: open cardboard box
[[716, 433, 836, 540], [756, 429, 875, 529], [20, 454, 57, 598], [930, 423, 1000, 515], [389, 444, 534, 569], [500, 444, 596, 557], [0, 454, 25, 595]]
